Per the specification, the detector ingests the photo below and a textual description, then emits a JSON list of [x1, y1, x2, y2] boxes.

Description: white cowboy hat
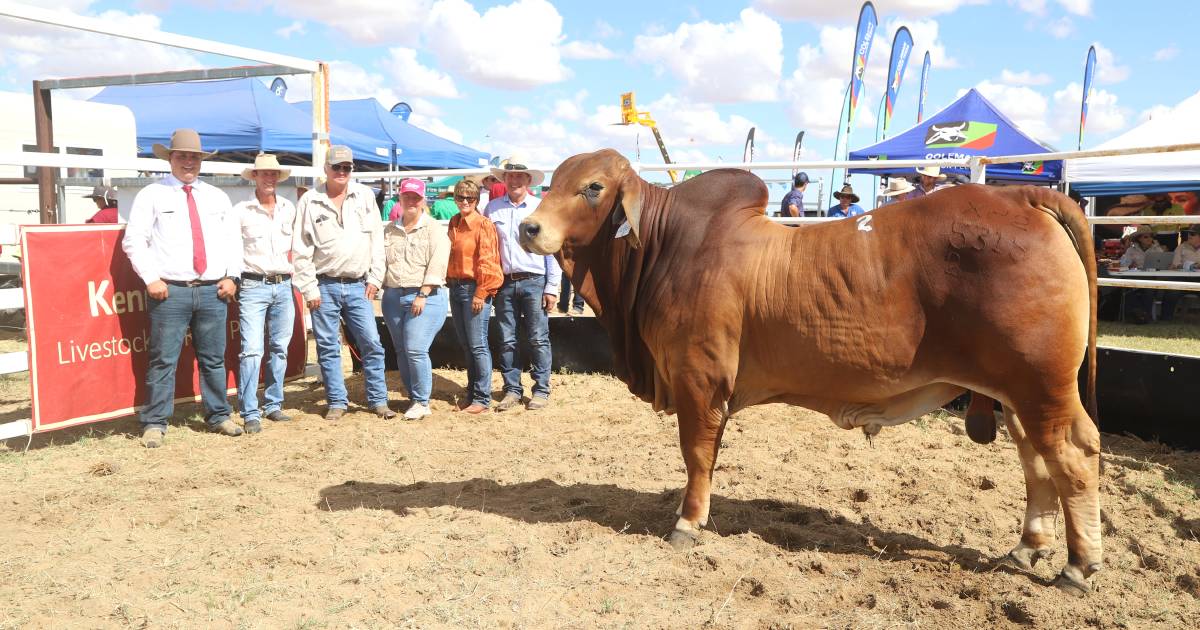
[[915, 166, 945, 179], [241, 153, 291, 182], [152, 128, 217, 161], [882, 178, 915, 197], [490, 155, 545, 187]]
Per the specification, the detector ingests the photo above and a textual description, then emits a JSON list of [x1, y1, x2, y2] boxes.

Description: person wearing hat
[[1170, 227, 1200, 270], [122, 128, 243, 447], [381, 177, 451, 420], [482, 155, 561, 411], [827, 183, 866, 218], [780, 172, 809, 218], [907, 166, 946, 200], [84, 184, 119, 223], [1118, 225, 1166, 323], [232, 153, 297, 434], [293, 145, 395, 421], [880, 178, 915, 207]]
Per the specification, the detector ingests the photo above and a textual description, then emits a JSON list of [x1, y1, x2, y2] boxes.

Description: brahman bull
[[517, 149, 1100, 595]]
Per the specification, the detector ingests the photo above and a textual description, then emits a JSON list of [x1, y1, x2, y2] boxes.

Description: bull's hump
[[670, 169, 769, 219]]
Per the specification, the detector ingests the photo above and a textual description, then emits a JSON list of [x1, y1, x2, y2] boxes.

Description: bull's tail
[[1033, 191, 1099, 423]]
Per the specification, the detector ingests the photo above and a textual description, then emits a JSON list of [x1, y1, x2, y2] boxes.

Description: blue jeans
[[236, 278, 295, 421], [494, 276, 551, 398], [558, 277, 586, 313], [311, 278, 388, 409], [448, 281, 493, 406], [141, 283, 232, 431], [381, 287, 447, 405]]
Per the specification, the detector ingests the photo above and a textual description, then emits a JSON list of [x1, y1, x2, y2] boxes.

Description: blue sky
[[0, 0, 1193, 184]]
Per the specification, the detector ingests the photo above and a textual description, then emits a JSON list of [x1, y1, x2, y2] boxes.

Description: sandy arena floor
[[1, 364, 1199, 629]]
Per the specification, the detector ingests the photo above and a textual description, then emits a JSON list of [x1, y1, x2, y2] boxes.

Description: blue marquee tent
[[294, 98, 489, 170], [849, 88, 1061, 183], [90, 78, 391, 166]]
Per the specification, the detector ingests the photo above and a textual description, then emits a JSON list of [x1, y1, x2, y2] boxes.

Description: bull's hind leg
[[1002, 407, 1061, 572], [1012, 400, 1103, 596], [667, 380, 730, 550]]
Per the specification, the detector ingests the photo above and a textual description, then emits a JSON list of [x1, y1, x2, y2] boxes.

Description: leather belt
[[503, 272, 542, 283], [242, 272, 291, 284], [317, 274, 365, 284], [164, 279, 220, 287], [446, 277, 475, 286]]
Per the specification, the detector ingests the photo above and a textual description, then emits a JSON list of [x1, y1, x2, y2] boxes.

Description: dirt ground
[[0, 359, 1198, 630]]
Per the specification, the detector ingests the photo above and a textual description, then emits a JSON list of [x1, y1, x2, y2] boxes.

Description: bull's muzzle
[[518, 219, 544, 254]]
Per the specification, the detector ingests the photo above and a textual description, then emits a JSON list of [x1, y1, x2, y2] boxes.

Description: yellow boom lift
[[618, 92, 678, 183]]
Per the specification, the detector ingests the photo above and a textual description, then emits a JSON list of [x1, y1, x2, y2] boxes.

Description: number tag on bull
[[614, 220, 632, 239], [857, 215, 873, 232]]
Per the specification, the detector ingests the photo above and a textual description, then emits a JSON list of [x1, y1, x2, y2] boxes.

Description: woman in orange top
[[446, 179, 503, 413]]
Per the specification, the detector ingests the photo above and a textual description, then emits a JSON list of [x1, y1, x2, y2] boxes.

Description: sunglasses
[[454, 195, 478, 202], [328, 164, 353, 173]]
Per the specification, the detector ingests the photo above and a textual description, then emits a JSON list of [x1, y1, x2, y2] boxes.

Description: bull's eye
[[588, 182, 604, 193]]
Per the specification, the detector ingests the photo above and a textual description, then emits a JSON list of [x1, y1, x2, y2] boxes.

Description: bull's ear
[[611, 171, 643, 249]]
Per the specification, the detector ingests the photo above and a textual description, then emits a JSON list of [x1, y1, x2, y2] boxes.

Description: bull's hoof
[[1001, 546, 1052, 572], [965, 411, 997, 444], [667, 529, 699, 551], [1053, 569, 1092, 597]]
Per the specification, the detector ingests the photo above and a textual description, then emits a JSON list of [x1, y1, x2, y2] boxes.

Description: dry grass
[[1098, 321, 1200, 357]]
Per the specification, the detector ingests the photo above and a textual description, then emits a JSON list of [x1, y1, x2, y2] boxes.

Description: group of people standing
[[122, 128, 561, 449], [778, 166, 952, 219]]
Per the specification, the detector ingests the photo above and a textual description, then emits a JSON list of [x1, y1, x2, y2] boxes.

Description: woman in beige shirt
[[381, 178, 451, 420]]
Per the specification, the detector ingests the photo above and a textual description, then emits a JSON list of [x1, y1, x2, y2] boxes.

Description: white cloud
[[425, 0, 571, 90], [1045, 16, 1074, 39], [753, 0, 986, 21], [407, 112, 465, 145], [274, 20, 305, 39], [503, 105, 532, 119], [552, 90, 589, 121], [0, 8, 200, 90], [381, 47, 459, 99], [633, 8, 782, 103], [1092, 42, 1130, 83], [1056, 0, 1092, 16], [594, 19, 621, 39], [262, 0, 431, 47], [1153, 45, 1179, 62], [1050, 81, 1128, 146], [561, 40, 616, 60], [962, 80, 1054, 142], [999, 69, 1053, 86], [1010, 0, 1047, 15]]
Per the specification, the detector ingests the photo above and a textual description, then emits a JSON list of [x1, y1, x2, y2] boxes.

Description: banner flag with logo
[[1078, 45, 1097, 150], [881, 26, 913, 139], [846, 1, 878, 133], [20, 225, 308, 433], [917, 51, 931, 124]]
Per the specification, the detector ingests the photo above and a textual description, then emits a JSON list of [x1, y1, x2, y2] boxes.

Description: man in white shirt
[[122, 129, 242, 448], [293, 146, 395, 420], [233, 153, 297, 434], [483, 156, 561, 411]]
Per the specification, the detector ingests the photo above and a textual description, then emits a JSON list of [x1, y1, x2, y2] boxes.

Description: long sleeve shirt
[[1119, 242, 1165, 269], [122, 174, 241, 285], [447, 210, 503, 299], [293, 181, 385, 301], [1172, 242, 1200, 269], [483, 194, 561, 296], [233, 195, 297, 276], [382, 212, 451, 289]]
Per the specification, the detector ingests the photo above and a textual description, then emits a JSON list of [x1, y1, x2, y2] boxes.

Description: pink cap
[[399, 178, 425, 196]]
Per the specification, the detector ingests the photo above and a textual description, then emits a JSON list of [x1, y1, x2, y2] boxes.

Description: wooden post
[[32, 81, 57, 224]]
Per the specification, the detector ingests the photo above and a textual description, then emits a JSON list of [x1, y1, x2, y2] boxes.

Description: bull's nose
[[519, 221, 541, 242]]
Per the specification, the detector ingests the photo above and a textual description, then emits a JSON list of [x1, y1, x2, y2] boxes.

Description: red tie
[[183, 184, 207, 275]]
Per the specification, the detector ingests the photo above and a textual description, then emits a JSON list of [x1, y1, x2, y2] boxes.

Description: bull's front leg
[[667, 383, 730, 550]]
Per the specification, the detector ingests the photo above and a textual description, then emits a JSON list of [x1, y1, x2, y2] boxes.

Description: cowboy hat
[[83, 184, 117, 203], [882, 178, 915, 198], [241, 153, 291, 182], [490, 155, 545, 187], [151, 128, 217, 161], [832, 183, 860, 204], [1126, 225, 1155, 238], [915, 166, 945, 179]]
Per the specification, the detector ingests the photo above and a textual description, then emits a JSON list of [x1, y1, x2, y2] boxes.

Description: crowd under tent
[[848, 88, 1062, 184]]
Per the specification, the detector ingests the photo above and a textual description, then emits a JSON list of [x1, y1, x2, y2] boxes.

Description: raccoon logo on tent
[[924, 121, 998, 149]]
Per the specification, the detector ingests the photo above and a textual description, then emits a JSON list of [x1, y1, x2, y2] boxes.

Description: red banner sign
[[21, 225, 306, 433]]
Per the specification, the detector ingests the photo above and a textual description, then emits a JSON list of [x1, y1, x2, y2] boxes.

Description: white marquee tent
[[1068, 90, 1200, 196]]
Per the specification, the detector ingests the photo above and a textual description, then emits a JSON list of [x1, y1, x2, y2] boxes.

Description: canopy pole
[[968, 156, 986, 184], [33, 80, 57, 224], [310, 62, 329, 179]]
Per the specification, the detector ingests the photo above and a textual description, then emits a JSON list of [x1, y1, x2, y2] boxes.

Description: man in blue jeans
[[233, 153, 297, 434], [293, 146, 395, 420], [122, 128, 243, 448], [484, 156, 561, 411]]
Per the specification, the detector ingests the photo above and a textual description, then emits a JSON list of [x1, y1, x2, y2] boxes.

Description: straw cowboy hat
[[915, 165, 945, 179], [152, 128, 217, 161], [832, 183, 860, 204], [82, 184, 117, 203], [1126, 225, 1154, 239], [882, 178, 915, 198], [241, 153, 291, 182], [490, 155, 545, 187]]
